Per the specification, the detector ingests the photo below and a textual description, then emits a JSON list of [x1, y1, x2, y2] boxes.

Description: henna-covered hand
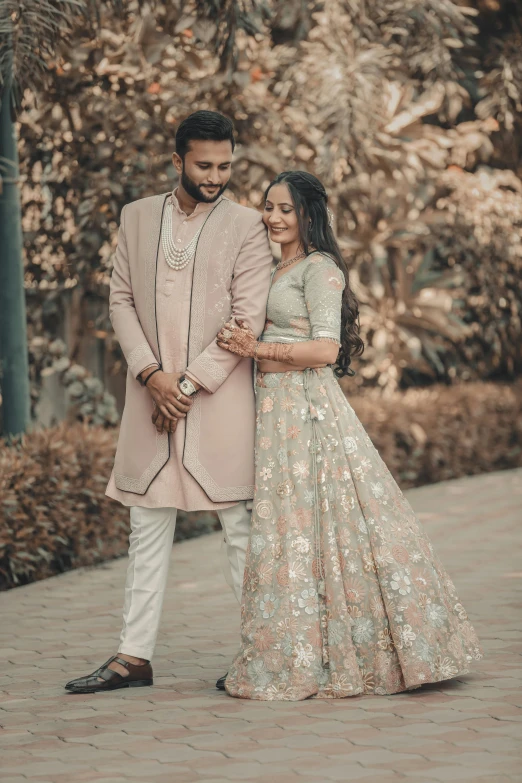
[[217, 319, 258, 358], [217, 319, 299, 364], [260, 342, 294, 363]]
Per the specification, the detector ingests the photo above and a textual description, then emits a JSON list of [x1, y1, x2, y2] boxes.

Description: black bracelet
[[143, 367, 162, 387]]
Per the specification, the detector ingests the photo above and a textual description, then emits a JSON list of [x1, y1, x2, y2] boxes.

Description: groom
[[65, 110, 273, 693]]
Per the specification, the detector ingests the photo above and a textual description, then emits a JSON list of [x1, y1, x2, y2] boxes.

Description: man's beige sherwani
[[106, 192, 273, 503]]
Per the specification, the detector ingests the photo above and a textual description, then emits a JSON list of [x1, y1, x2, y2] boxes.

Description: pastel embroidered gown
[[225, 252, 482, 701]]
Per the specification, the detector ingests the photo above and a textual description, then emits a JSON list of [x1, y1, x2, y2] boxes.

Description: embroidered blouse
[[261, 252, 344, 346]]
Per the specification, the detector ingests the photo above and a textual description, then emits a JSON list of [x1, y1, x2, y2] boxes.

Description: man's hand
[[145, 371, 194, 427], [152, 410, 178, 434], [151, 406, 178, 435]]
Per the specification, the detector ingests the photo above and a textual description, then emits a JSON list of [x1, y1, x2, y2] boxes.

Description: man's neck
[[175, 185, 200, 216]]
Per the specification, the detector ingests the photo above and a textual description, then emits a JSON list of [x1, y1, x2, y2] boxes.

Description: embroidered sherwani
[[105, 191, 273, 508]]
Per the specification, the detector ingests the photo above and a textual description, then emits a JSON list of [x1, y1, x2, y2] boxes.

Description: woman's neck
[[280, 241, 304, 263]]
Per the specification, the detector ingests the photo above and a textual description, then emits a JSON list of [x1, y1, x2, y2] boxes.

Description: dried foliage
[[2, 381, 521, 590], [12, 0, 522, 407], [348, 164, 522, 390], [4, 2, 521, 590], [0, 423, 220, 590], [349, 380, 522, 487], [431, 167, 522, 380], [475, 0, 522, 168], [0, 0, 83, 93], [0, 424, 127, 590]]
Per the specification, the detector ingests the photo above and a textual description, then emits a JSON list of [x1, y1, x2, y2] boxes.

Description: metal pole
[[0, 75, 30, 436]]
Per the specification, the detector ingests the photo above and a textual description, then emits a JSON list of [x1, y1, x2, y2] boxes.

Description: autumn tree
[[0, 0, 268, 433], [5, 0, 522, 429]]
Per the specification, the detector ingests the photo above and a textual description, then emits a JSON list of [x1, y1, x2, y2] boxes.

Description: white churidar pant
[[118, 502, 251, 660]]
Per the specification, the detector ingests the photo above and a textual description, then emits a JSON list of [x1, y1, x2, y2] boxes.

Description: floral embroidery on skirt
[[225, 368, 482, 701]]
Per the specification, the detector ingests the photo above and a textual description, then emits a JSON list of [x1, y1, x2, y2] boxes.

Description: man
[[65, 111, 273, 693]]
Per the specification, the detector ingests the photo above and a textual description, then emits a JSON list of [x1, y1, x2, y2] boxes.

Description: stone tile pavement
[[1, 469, 521, 783]]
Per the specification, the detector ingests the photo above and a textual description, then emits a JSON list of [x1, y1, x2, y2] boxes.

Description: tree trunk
[[0, 79, 30, 437]]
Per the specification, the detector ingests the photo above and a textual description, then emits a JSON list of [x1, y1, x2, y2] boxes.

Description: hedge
[[348, 380, 522, 487], [1, 381, 521, 590]]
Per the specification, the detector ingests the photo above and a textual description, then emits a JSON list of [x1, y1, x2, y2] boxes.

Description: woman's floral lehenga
[[225, 253, 482, 701]]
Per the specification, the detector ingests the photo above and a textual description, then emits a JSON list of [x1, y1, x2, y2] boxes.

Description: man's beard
[[181, 168, 228, 203]]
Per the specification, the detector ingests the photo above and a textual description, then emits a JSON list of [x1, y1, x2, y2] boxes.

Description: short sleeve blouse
[[260, 252, 345, 345]]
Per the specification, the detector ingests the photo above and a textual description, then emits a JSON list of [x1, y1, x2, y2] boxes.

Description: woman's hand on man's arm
[[217, 320, 339, 367]]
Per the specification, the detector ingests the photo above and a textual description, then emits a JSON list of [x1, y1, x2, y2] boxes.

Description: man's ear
[[172, 152, 183, 174]]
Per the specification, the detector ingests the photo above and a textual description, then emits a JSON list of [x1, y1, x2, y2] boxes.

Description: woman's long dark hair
[[265, 171, 364, 377]]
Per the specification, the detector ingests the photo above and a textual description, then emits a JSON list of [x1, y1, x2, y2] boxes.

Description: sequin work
[[261, 252, 344, 344], [225, 254, 482, 701]]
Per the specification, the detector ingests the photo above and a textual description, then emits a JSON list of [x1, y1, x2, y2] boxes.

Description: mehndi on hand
[[217, 319, 257, 358]]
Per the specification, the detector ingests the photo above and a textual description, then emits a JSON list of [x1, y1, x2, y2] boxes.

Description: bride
[[217, 170, 482, 701]]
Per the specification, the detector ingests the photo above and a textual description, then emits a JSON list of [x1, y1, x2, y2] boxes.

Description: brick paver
[[1, 469, 521, 783]]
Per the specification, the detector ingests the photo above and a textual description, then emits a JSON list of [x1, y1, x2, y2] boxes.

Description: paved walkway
[[1, 469, 521, 783]]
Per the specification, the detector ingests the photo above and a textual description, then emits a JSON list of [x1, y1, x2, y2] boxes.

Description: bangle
[[253, 342, 262, 361], [143, 367, 162, 387]]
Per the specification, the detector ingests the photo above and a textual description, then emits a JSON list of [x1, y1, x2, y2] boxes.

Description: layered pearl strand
[[162, 197, 202, 271]]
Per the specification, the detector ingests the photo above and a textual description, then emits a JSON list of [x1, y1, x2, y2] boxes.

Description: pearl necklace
[[161, 198, 202, 271], [275, 250, 306, 272]]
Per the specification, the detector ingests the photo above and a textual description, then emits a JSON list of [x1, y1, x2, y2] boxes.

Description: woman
[[217, 171, 482, 701]]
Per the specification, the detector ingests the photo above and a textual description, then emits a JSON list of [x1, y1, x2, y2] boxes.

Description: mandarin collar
[[171, 188, 223, 219]]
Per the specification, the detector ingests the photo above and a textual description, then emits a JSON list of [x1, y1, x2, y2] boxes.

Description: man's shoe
[[65, 656, 153, 694], [65, 656, 114, 689], [216, 672, 228, 690]]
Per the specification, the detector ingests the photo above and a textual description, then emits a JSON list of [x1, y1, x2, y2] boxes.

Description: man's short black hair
[[175, 110, 235, 159]]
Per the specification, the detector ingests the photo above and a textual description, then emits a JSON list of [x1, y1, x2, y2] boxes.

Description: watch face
[[181, 379, 195, 395]]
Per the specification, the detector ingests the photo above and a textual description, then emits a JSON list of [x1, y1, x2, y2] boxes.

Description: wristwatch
[[179, 375, 198, 397]]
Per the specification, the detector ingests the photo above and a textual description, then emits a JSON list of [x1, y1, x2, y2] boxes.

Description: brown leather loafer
[[65, 655, 153, 694]]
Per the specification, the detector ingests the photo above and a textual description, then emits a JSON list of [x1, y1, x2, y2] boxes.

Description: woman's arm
[[218, 255, 345, 369], [216, 321, 339, 368], [255, 338, 339, 367]]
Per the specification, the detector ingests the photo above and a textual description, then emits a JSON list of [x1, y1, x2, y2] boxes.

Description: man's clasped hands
[[142, 318, 253, 435]]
